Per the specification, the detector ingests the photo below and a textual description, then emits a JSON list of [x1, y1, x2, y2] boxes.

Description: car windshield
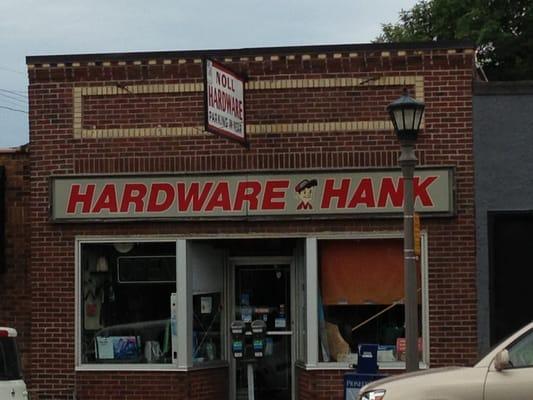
[[473, 326, 533, 366], [0, 337, 22, 380]]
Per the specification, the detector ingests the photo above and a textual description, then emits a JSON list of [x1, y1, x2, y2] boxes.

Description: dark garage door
[[490, 213, 533, 345]]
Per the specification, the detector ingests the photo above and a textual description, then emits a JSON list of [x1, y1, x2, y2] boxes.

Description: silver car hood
[[360, 365, 490, 400], [363, 366, 466, 391]]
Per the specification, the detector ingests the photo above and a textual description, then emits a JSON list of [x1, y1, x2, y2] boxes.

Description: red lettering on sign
[[205, 182, 231, 211], [348, 178, 376, 208], [92, 184, 118, 213], [321, 178, 350, 209], [176, 182, 213, 212], [147, 183, 175, 212], [119, 183, 148, 212], [208, 87, 243, 120], [66, 184, 95, 213], [208, 86, 214, 108], [377, 177, 404, 208], [234, 181, 261, 211], [217, 90, 222, 110], [62, 173, 441, 218], [414, 176, 437, 206], [262, 180, 289, 210]]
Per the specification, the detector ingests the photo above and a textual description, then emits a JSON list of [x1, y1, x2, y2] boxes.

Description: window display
[[80, 241, 176, 364], [193, 292, 222, 363], [317, 238, 423, 365], [189, 241, 224, 364]]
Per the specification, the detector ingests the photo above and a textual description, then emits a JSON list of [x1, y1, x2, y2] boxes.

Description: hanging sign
[[51, 167, 454, 221], [204, 59, 246, 144]]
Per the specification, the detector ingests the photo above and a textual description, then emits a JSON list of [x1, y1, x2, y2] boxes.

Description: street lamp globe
[[387, 89, 425, 142]]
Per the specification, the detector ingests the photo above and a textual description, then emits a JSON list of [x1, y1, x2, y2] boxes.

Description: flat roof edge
[[474, 81, 533, 96], [0, 144, 28, 154], [26, 40, 475, 65]]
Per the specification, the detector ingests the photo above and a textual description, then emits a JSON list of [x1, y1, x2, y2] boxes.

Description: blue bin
[[357, 343, 378, 374]]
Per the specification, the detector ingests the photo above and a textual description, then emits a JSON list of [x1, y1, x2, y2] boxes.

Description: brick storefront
[[25, 41, 476, 399]]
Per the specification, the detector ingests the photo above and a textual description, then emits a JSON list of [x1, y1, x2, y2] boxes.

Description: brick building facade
[[0, 146, 30, 368], [23, 41, 476, 399]]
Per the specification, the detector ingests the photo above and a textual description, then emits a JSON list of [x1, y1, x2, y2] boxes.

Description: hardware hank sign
[[52, 169, 453, 220]]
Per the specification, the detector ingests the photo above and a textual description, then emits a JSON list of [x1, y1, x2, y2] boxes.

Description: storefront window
[[317, 238, 423, 365], [80, 241, 176, 364]]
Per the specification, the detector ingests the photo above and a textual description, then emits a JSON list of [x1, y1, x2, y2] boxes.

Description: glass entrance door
[[233, 262, 292, 400]]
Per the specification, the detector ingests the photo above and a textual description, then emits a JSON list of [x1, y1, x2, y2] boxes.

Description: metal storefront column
[[176, 239, 192, 368], [305, 237, 318, 366]]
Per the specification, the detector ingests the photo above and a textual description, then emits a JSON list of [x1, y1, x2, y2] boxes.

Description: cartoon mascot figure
[[295, 178, 318, 210]]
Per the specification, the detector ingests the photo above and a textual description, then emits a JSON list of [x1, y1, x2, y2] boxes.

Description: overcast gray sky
[[0, 0, 418, 147]]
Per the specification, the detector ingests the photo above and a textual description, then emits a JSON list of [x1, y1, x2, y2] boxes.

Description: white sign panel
[[204, 59, 246, 143]]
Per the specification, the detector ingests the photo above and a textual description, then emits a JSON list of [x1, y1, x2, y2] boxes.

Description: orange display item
[[320, 239, 416, 305]]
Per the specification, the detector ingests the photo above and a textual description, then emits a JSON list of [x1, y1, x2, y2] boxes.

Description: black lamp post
[[387, 89, 425, 372]]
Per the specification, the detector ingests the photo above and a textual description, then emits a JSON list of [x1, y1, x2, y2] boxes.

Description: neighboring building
[[0, 146, 30, 369], [474, 81, 533, 355], [24, 41, 476, 399]]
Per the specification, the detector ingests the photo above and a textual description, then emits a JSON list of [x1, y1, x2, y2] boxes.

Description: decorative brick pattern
[[73, 76, 423, 139]]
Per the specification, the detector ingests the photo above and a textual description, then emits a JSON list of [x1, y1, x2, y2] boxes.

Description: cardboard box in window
[[95, 336, 141, 360]]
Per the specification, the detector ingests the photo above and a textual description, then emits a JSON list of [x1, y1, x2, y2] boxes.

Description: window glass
[[190, 242, 224, 364], [317, 239, 423, 364], [508, 330, 533, 368], [80, 242, 175, 364], [0, 337, 22, 380]]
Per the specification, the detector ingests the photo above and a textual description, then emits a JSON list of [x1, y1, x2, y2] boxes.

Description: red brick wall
[[0, 148, 31, 371], [70, 369, 227, 400], [27, 43, 476, 399], [28, 368, 228, 400], [297, 368, 345, 400]]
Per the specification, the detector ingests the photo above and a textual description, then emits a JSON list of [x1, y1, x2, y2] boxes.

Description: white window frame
[[304, 231, 430, 370]]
